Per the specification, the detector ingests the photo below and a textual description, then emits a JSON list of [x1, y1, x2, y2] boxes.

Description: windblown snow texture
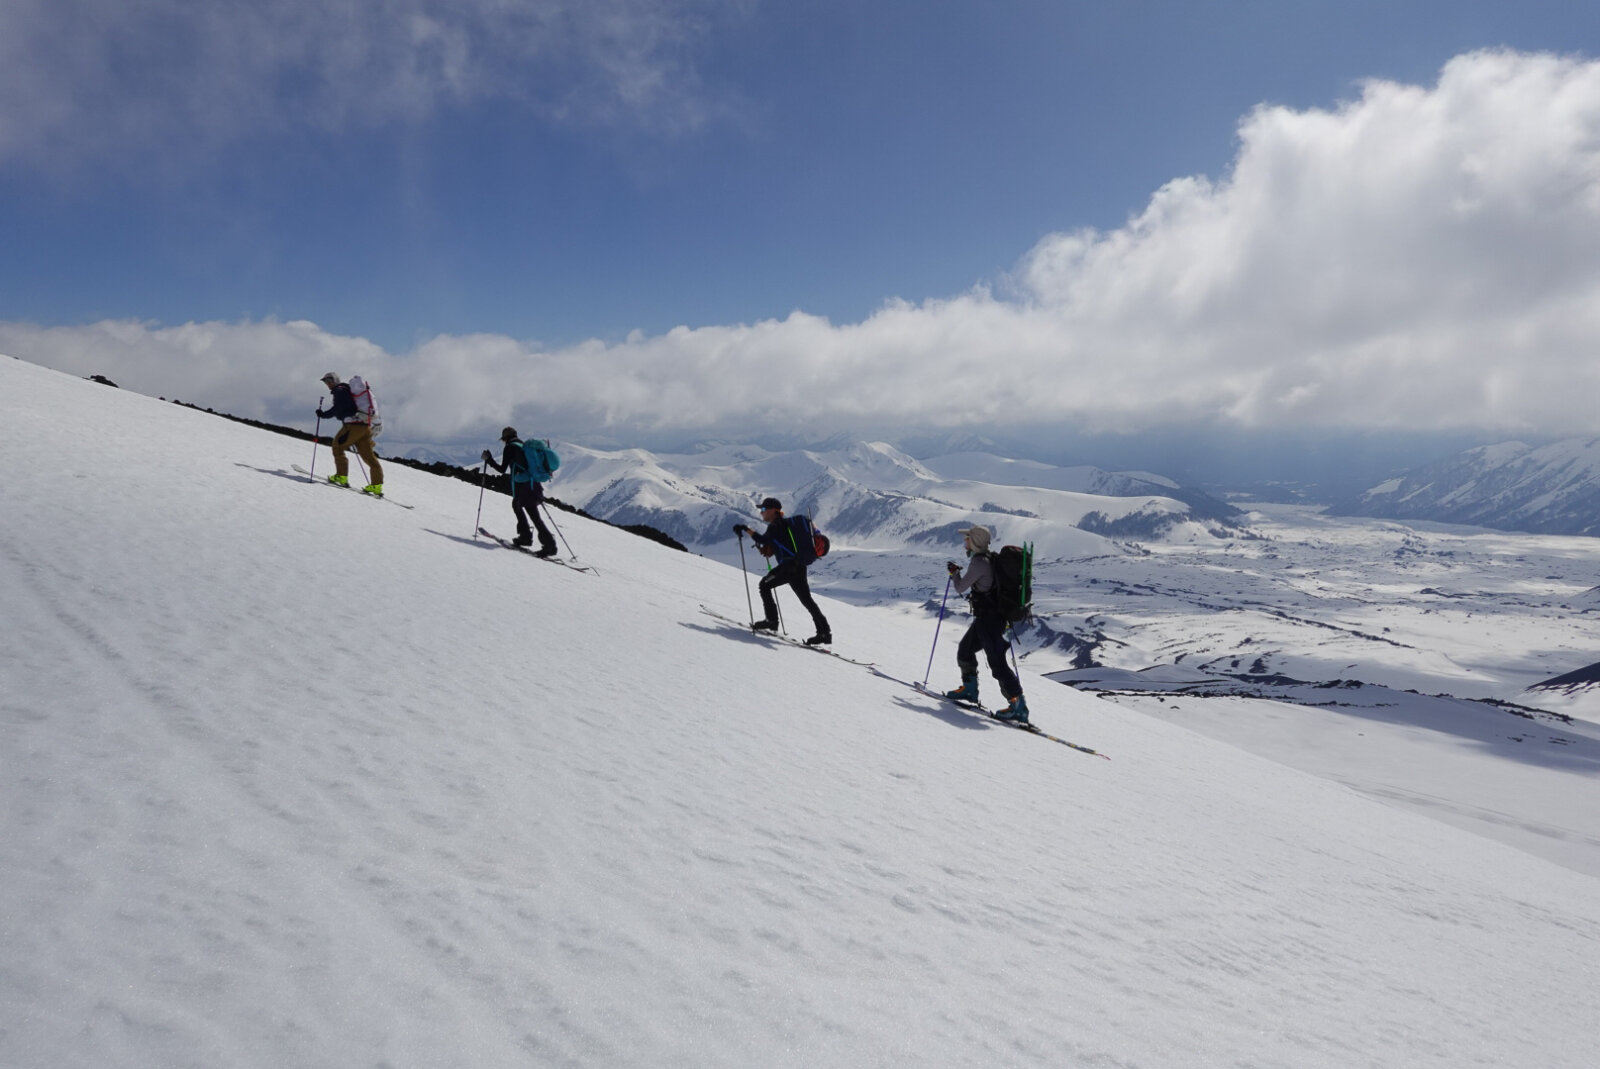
[[2, 355, 1598, 1069]]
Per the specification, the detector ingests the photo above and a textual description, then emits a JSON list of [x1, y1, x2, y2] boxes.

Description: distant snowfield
[[3, 355, 1599, 1068]]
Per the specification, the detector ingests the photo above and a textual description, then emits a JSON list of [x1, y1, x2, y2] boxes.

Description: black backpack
[[788, 514, 829, 564], [988, 543, 1033, 623]]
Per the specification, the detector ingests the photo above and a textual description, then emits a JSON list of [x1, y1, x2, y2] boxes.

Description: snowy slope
[[1051, 665, 1600, 876], [3, 355, 1599, 1069], [1522, 658, 1600, 724]]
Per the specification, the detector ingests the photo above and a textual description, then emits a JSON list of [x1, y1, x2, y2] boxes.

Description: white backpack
[[348, 375, 383, 438]]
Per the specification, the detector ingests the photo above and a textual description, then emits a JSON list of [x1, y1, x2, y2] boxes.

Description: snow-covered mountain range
[[1332, 437, 1600, 535], [5, 355, 1600, 1068], [547, 439, 1242, 553]]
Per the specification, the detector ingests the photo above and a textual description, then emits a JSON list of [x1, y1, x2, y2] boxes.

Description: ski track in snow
[[3, 355, 1600, 1068]]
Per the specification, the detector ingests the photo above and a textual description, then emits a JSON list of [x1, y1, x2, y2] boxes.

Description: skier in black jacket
[[733, 497, 832, 646], [481, 427, 556, 556], [316, 372, 384, 494]]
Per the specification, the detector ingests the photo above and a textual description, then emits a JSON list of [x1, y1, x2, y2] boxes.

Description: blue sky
[[5, 1, 1600, 462]]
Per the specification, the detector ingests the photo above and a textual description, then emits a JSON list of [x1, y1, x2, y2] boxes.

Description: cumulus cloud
[[0, 0, 742, 168], [6, 49, 1600, 442]]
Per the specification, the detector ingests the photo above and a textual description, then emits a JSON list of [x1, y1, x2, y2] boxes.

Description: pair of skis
[[478, 529, 593, 573], [291, 465, 414, 509], [701, 604, 1108, 759], [697, 606, 874, 666], [873, 667, 1110, 758]]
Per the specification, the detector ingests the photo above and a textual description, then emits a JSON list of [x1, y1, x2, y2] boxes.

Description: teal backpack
[[514, 439, 561, 484]]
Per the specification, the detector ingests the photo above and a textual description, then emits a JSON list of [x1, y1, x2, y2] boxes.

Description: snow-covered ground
[[3, 355, 1599, 1068]]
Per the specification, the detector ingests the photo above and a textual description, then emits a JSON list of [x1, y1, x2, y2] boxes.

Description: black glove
[[316, 408, 327, 419], [481, 450, 493, 464], [947, 560, 961, 576], [733, 524, 748, 536]]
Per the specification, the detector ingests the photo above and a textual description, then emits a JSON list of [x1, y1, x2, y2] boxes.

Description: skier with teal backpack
[[482, 427, 559, 556], [944, 525, 1031, 722]]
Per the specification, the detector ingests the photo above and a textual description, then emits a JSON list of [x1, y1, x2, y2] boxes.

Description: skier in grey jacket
[[945, 525, 1028, 722]]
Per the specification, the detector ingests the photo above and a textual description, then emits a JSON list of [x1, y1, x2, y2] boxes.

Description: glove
[[947, 561, 961, 576], [733, 523, 747, 536], [481, 450, 493, 464], [316, 408, 326, 419]]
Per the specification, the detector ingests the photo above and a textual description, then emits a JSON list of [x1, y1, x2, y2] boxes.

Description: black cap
[[758, 497, 782, 511], [500, 427, 518, 441]]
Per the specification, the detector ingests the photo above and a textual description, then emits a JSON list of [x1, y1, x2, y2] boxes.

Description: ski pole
[[922, 576, 952, 686], [308, 404, 322, 482], [472, 459, 488, 538], [541, 501, 595, 575], [737, 531, 757, 624]]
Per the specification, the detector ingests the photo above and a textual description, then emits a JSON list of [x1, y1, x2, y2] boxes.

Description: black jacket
[[748, 516, 809, 564], [318, 384, 357, 422], [488, 440, 529, 476]]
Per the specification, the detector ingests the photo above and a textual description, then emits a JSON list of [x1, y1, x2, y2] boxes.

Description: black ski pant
[[513, 482, 556, 550], [759, 558, 830, 636], [956, 613, 1020, 701]]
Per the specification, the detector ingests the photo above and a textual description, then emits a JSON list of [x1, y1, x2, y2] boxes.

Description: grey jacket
[[952, 553, 994, 599]]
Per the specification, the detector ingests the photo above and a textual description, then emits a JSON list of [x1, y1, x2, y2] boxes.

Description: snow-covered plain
[[3, 355, 1599, 1068]]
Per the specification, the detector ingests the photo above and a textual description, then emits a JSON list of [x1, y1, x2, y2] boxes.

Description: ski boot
[[361, 483, 383, 497], [327, 474, 350, 487], [513, 532, 534, 547], [804, 631, 833, 647], [533, 544, 557, 559], [945, 673, 979, 703], [995, 693, 1030, 724], [751, 619, 779, 633]]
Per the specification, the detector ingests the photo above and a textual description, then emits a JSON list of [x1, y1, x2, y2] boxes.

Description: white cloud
[[0, 0, 743, 169], [6, 50, 1600, 442]]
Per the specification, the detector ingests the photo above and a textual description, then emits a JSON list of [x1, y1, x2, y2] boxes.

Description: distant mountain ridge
[[549, 439, 1242, 552], [1331, 438, 1600, 535]]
